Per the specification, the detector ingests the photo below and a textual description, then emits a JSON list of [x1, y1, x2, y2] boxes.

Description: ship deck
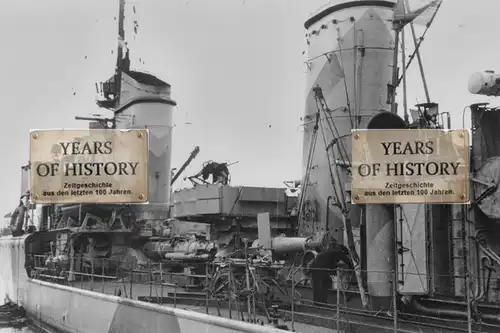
[[30, 258, 500, 333], [38, 276, 497, 333], [62, 279, 334, 333]]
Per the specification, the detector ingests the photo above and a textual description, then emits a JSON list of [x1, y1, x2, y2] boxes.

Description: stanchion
[[462, 205, 472, 333], [174, 282, 177, 308], [228, 263, 233, 320], [115, 258, 120, 297], [393, 269, 398, 333], [252, 270, 256, 323], [90, 258, 95, 291], [244, 244, 252, 322], [160, 262, 163, 305], [214, 262, 221, 317], [129, 261, 133, 299], [336, 268, 340, 333], [205, 262, 209, 314], [149, 261, 153, 299], [291, 267, 295, 331], [101, 258, 105, 293], [466, 272, 472, 333]]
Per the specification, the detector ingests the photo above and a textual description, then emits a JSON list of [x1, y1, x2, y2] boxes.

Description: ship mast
[[391, 0, 442, 119], [114, 0, 126, 114], [75, 0, 126, 128]]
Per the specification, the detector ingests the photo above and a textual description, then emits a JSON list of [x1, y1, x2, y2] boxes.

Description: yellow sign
[[351, 129, 469, 204], [30, 129, 149, 204]]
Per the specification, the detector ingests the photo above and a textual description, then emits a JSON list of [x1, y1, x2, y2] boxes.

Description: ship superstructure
[[3, 1, 500, 333], [300, 0, 408, 310]]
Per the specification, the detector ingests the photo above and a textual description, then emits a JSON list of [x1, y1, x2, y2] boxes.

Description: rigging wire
[[335, 27, 354, 129], [305, 47, 392, 65], [317, 114, 343, 210], [462, 105, 471, 130], [313, 85, 350, 166], [297, 112, 320, 222], [352, 20, 358, 125], [401, 25, 410, 124], [397, 0, 443, 86], [316, 105, 349, 210], [311, 85, 354, 212], [298, 126, 318, 220]]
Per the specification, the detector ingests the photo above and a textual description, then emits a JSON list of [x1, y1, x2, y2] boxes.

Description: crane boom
[[171, 146, 200, 185]]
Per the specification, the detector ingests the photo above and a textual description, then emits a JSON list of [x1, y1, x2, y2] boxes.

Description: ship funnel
[[114, 71, 176, 220], [364, 111, 405, 308], [468, 71, 500, 97], [301, 0, 403, 310]]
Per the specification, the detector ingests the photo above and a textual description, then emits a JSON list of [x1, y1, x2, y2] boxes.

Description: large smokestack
[[114, 71, 176, 220], [302, 0, 403, 309]]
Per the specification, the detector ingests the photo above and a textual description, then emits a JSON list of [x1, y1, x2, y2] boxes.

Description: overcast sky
[[0, 0, 498, 217]]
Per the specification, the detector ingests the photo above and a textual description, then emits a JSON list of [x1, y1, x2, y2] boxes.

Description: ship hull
[[0, 235, 285, 333], [25, 279, 285, 333]]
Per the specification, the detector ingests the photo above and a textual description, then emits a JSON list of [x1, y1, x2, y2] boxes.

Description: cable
[[318, 115, 344, 209], [297, 113, 320, 222], [462, 105, 470, 130], [313, 86, 350, 165], [335, 27, 354, 129], [298, 129, 318, 220], [397, 0, 443, 86]]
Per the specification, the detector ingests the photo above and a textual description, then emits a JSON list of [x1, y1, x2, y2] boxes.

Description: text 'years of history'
[[30, 129, 149, 204], [34, 140, 140, 178], [351, 129, 469, 204]]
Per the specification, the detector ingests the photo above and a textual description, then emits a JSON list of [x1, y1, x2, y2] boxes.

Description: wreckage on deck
[[171, 164, 299, 248]]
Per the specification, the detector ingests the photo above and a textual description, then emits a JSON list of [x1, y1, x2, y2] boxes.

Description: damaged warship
[[2, 0, 500, 332]]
